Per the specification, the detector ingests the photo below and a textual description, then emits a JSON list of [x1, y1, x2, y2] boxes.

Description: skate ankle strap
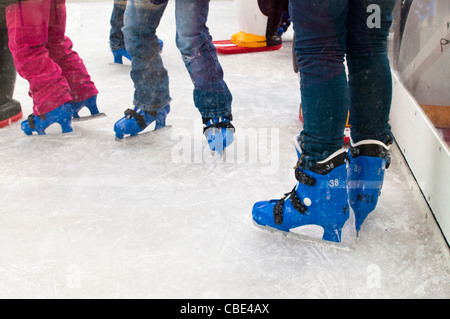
[[350, 143, 390, 160], [294, 153, 347, 186], [310, 151, 348, 175], [350, 143, 391, 168], [27, 114, 46, 130], [27, 114, 36, 129], [295, 170, 316, 186], [202, 115, 233, 125], [273, 186, 306, 225], [202, 117, 235, 134], [124, 109, 147, 129]]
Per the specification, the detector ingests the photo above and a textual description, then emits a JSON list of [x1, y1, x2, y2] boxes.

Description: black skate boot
[[0, 99, 22, 128], [0, 10, 22, 128]]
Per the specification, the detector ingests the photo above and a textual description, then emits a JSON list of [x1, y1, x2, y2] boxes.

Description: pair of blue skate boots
[[21, 96, 101, 136], [252, 136, 390, 243], [114, 105, 235, 154]]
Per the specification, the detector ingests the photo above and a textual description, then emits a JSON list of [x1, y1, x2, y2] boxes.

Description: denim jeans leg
[[290, 0, 350, 169], [175, 0, 232, 119], [110, 0, 127, 51], [346, 0, 396, 144], [123, 0, 170, 111]]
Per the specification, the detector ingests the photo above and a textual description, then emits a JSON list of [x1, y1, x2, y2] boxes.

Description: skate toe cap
[[252, 200, 278, 226], [21, 120, 33, 135]]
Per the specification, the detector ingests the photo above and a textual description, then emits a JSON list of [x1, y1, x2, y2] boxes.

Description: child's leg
[[46, 0, 98, 103], [5, 0, 72, 115]]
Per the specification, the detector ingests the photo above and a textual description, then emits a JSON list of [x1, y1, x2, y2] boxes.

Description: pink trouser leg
[[47, 0, 98, 103], [6, 0, 97, 115]]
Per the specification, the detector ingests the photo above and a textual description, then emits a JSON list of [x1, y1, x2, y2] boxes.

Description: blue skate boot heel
[[203, 116, 235, 156], [21, 103, 73, 136], [252, 142, 350, 243], [114, 104, 170, 140], [112, 48, 132, 64], [347, 139, 391, 235], [71, 95, 105, 121]]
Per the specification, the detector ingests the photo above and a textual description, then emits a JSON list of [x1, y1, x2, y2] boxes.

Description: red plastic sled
[[213, 40, 282, 55]]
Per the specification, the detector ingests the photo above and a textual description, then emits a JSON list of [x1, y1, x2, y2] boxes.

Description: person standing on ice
[[110, 0, 132, 64], [252, 0, 396, 243], [0, 0, 22, 129], [5, 0, 102, 136], [109, 0, 163, 65], [114, 0, 234, 155]]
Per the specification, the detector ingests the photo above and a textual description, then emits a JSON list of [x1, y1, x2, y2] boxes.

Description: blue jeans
[[110, 0, 127, 51], [290, 0, 396, 169], [123, 0, 232, 117]]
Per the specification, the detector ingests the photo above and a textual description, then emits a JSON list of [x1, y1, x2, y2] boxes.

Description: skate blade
[[72, 113, 107, 123], [115, 125, 172, 142], [253, 221, 356, 252], [23, 131, 82, 139]]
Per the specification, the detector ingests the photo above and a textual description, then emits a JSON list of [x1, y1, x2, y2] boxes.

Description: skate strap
[[350, 143, 390, 160], [202, 115, 233, 125], [273, 186, 306, 225], [295, 170, 316, 187], [27, 114, 36, 129], [350, 144, 391, 169], [124, 109, 147, 130], [203, 120, 235, 134], [26, 114, 46, 130]]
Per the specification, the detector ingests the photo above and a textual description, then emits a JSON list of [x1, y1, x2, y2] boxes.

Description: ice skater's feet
[[252, 149, 349, 243], [21, 103, 73, 136], [203, 116, 235, 156], [114, 105, 170, 140]]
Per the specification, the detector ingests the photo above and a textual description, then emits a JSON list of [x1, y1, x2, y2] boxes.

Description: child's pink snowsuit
[[5, 0, 98, 116]]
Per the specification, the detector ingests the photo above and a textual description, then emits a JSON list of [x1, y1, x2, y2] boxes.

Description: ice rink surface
[[0, 1, 449, 298]]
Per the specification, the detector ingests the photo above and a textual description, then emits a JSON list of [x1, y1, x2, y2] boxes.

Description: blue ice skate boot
[[347, 139, 391, 234], [112, 48, 132, 64], [21, 103, 73, 136], [114, 105, 170, 140], [203, 116, 235, 156], [253, 139, 350, 243], [278, 12, 291, 35], [71, 95, 104, 121]]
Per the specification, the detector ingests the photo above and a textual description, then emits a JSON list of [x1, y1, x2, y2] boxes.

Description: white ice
[[0, 0, 449, 298]]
